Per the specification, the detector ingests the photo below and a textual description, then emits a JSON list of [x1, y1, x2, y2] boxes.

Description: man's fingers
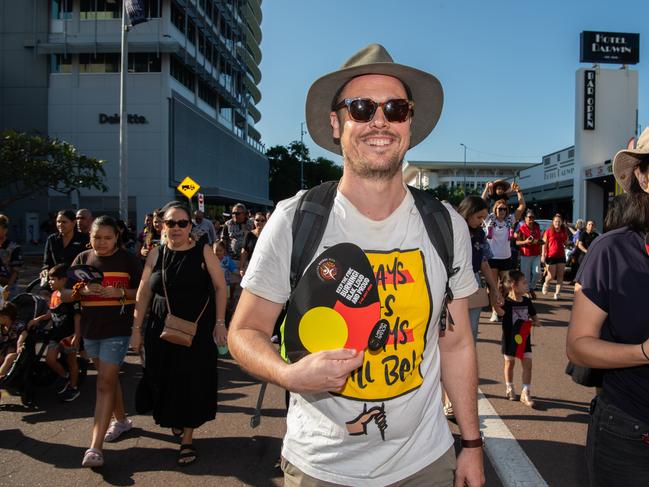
[[319, 348, 360, 360]]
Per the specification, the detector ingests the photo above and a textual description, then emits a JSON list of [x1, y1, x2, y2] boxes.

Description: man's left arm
[[440, 297, 485, 487]]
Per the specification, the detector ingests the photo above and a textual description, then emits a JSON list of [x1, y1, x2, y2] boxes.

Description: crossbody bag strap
[[161, 244, 210, 322]]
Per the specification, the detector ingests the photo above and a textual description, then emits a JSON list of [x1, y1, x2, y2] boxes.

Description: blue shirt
[[220, 255, 237, 285]]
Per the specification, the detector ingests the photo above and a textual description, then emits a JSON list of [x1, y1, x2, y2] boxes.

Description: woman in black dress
[[132, 201, 227, 466]]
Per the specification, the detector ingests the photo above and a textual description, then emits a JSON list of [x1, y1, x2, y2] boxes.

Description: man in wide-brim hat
[[230, 44, 484, 486]]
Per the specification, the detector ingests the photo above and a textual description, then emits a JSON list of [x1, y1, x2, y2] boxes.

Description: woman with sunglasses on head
[[484, 183, 526, 321], [132, 201, 227, 467], [69, 216, 142, 468], [541, 214, 569, 300], [239, 212, 267, 278], [567, 129, 649, 487]]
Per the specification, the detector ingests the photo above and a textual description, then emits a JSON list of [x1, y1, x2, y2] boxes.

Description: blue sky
[[256, 0, 648, 165]]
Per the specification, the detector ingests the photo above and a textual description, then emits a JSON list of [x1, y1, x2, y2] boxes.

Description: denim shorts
[[84, 336, 130, 365]]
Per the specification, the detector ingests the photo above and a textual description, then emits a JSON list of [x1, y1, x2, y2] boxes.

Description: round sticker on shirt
[[284, 243, 382, 363]]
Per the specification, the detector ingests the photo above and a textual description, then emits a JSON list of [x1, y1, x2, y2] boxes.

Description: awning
[[200, 186, 273, 207], [525, 185, 574, 202]]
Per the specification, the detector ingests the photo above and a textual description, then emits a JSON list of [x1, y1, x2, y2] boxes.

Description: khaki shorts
[[281, 445, 456, 487]]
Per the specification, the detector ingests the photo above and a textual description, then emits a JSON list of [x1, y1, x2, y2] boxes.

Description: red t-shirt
[[544, 227, 568, 258], [517, 223, 542, 257]]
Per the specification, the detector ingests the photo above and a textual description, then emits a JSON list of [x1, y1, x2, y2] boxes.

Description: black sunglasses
[[164, 219, 190, 228], [232, 211, 244, 215], [332, 98, 414, 123], [255, 219, 266, 223], [497, 207, 508, 212]]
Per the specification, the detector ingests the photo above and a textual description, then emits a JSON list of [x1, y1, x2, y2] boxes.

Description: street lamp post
[[460, 143, 467, 196]]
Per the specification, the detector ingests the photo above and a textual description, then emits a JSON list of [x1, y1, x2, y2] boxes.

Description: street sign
[[197, 193, 205, 212], [177, 176, 200, 199]]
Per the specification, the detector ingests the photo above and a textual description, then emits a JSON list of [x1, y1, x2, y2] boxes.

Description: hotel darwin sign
[[583, 70, 596, 131], [580, 31, 639, 65]]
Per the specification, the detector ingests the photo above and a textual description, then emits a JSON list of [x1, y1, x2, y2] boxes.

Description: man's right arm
[[229, 289, 364, 394]]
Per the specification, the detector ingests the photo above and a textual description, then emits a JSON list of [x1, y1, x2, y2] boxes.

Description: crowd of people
[[1, 42, 647, 487], [0, 200, 267, 468]]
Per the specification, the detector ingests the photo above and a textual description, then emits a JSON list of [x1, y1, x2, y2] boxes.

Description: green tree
[[0, 130, 107, 209], [266, 141, 342, 204]]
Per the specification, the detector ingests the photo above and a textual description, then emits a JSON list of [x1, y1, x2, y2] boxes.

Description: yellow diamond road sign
[[177, 176, 200, 199]]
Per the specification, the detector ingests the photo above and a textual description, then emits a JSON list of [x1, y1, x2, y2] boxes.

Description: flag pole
[[118, 2, 129, 221]]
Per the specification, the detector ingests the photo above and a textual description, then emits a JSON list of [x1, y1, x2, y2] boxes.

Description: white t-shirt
[[485, 213, 516, 260], [241, 187, 477, 486]]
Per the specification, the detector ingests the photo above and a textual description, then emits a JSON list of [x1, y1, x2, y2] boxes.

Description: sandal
[[81, 448, 104, 468], [171, 427, 183, 437], [178, 444, 197, 466]]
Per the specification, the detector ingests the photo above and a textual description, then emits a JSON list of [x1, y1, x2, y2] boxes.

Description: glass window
[[171, 0, 185, 33], [187, 18, 196, 44], [170, 55, 195, 91], [128, 53, 161, 73], [198, 32, 205, 56], [144, 0, 160, 18], [568, 149, 575, 158], [51, 54, 72, 73], [198, 80, 217, 108], [51, 0, 73, 20], [79, 53, 119, 73], [80, 0, 121, 20]]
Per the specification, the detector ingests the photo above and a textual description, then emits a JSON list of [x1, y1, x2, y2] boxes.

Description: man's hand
[[455, 448, 485, 487], [283, 348, 364, 394]]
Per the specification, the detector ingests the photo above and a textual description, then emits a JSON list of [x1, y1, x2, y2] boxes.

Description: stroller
[[0, 288, 87, 406]]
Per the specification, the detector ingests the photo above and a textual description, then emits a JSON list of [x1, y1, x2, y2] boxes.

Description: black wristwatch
[[461, 432, 485, 448]]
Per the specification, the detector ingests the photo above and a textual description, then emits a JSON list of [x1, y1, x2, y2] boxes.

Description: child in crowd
[[497, 270, 541, 407], [0, 303, 29, 381], [45, 264, 82, 401], [214, 239, 237, 317]]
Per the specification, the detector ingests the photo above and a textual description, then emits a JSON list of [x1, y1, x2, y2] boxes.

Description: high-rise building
[[0, 0, 268, 242]]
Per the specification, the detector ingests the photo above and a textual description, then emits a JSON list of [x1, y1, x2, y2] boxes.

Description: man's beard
[[340, 135, 404, 181]]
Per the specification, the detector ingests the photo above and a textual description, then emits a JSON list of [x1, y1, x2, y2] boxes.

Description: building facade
[[0, 0, 268, 243], [403, 160, 533, 194]]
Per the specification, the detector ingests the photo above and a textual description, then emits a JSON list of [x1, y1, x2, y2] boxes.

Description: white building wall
[[573, 67, 638, 220]]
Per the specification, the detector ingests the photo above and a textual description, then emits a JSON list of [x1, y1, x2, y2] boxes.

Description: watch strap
[[461, 434, 484, 448]]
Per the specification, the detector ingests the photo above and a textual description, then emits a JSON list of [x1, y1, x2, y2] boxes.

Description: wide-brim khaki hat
[[305, 44, 443, 155], [613, 127, 649, 192]]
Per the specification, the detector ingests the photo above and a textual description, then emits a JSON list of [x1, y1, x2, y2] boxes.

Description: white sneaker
[[489, 312, 499, 322], [104, 418, 132, 442], [542, 283, 548, 295], [553, 293, 560, 301]]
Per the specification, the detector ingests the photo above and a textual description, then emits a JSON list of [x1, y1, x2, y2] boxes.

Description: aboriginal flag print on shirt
[[72, 248, 142, 340]]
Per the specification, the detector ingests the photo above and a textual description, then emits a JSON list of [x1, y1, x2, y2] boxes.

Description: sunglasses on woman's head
[[164, 219, 190, 228], [332, 98, 414, 123]]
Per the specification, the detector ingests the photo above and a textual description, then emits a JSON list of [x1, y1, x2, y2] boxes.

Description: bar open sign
[[177, 176, 200, 199]]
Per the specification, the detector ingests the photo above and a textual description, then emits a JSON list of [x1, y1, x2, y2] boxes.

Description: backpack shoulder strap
[[290, 181, 338, 290], [407, 185, 458, 288]]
